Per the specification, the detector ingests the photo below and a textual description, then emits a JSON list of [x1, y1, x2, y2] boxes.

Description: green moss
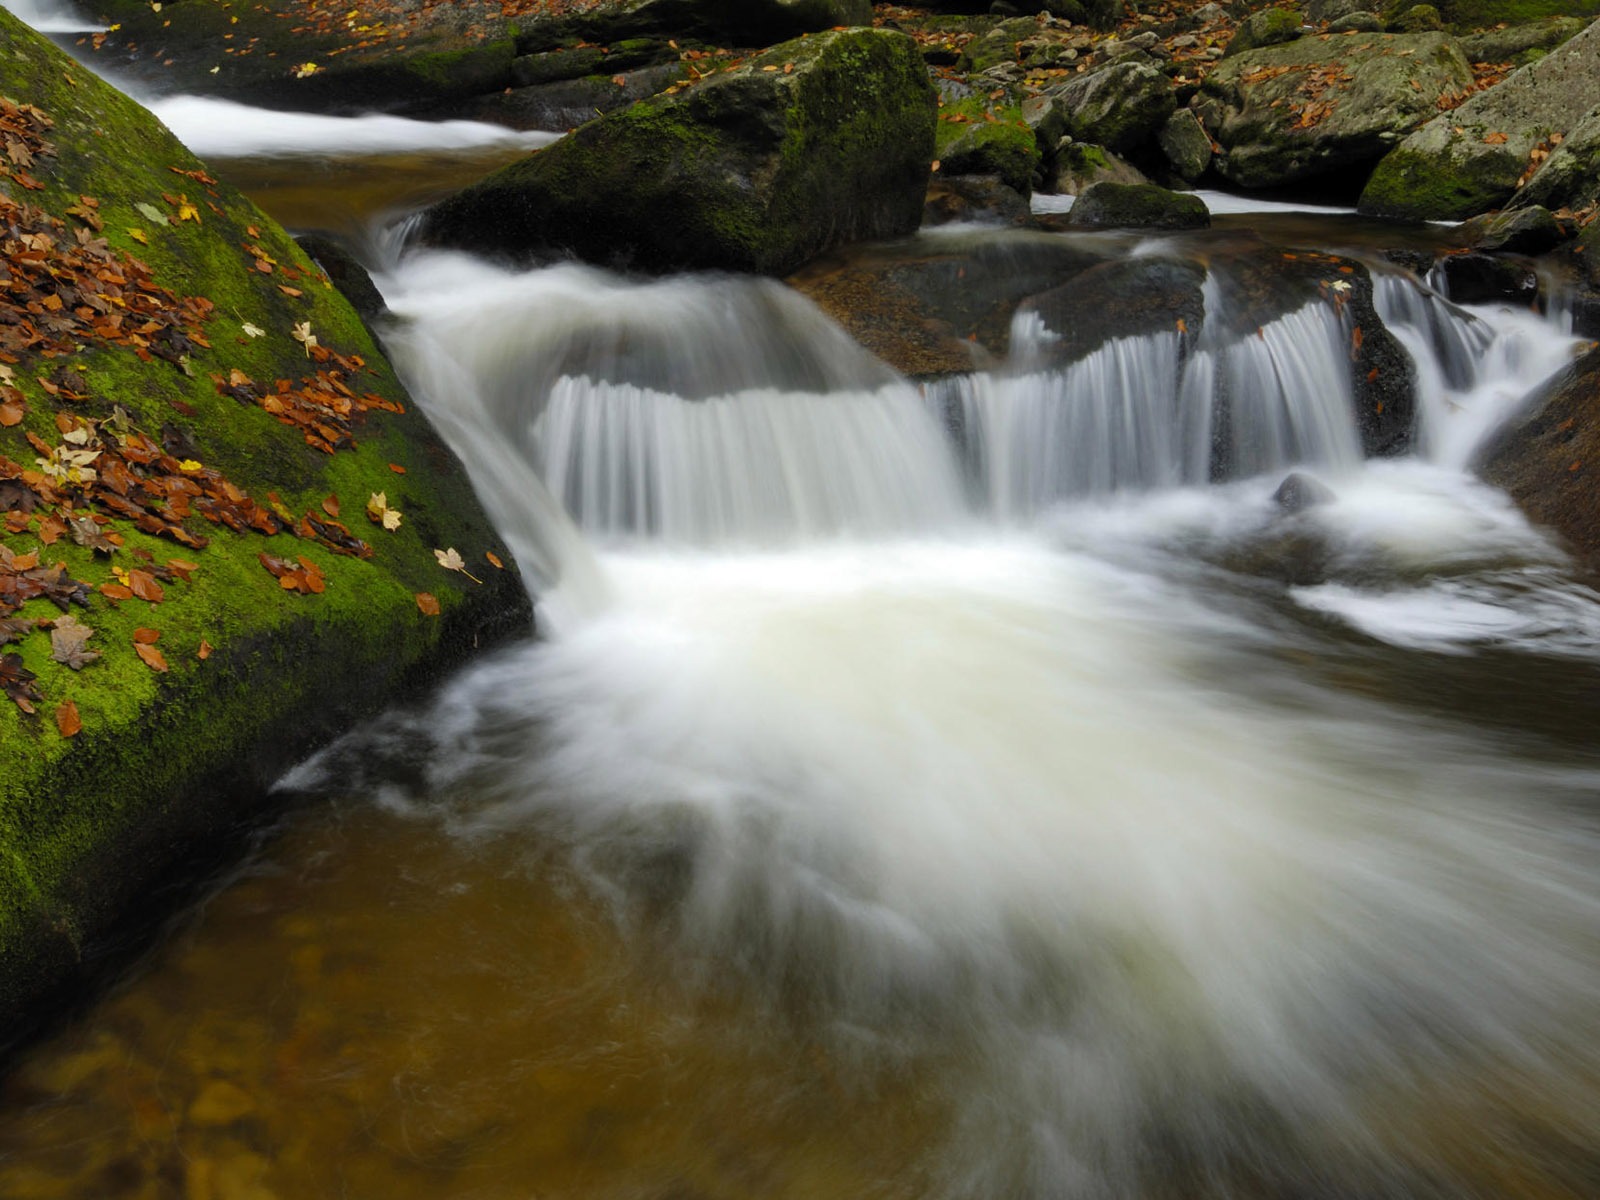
[[938, 117, 1040, 195], [1358, 143, 1520, 219], [1439, 0, 1600, 29]]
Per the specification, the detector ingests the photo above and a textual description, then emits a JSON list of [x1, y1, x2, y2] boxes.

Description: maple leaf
[[50, 614, 100, 669], [434, 547, 482, 584], [240, 321, 265, 338], [0, 617, 36, 645], [291, 321, 318, 355], [55, 698, 81, 738], [67, 515, 116, 555], [174, 194, 200, 223], [0, 652, 41, 713], [366, 491, 402, 530]]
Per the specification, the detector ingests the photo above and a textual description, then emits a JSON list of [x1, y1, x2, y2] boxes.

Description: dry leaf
[[55, 698, 81, 737], [415, 591, 440, 616], [134, 641, 169, 672], [434, 546, 481, 583], [50, 615, 99, 669], [197, 640, 213, 660]]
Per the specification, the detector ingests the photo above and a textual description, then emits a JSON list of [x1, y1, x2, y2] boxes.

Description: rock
[[1359, 19, 1600, 221], [1478, 342, 1600, 567], [293, 235, 388, 329], [1048, 142, 1152, 193], [957, 17, 1042, 74], [1571, 221, 1600, 288], [1458, 17, 1585, 65], [924, 176, 1033, 226], [1273, 471, 1338, 513], [0, 9, 529, 1038], [419, 29, 936, 276], [517, 0, 875, 50], [1159, 108, 1214, 182], [1509, 104, 1600, 214], [1195, 32, 1473, 190], [1387, 4, 1443, 33], [1014, 257, 1209, 367], [1045, 59, 1177, 154], [188, 1080, 258, 1128], [509, 46, 608, 88], [1223, 8, 1305, 57], [1307, 0, 1372, 22], [1067, 182, 1211, 228], [940, 120, 1041, 195], [1436, 253, 1540, 305], [1454, 206, 1563, 254], [439, 62, 687, 132], [1329, 13, 1383, 32]]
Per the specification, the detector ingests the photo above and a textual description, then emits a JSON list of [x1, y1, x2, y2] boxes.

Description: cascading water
[[2, 44, 1599, 1200]]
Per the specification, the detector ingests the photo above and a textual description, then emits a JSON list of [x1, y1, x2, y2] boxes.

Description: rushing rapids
[[1, 29, 1599, 1200]]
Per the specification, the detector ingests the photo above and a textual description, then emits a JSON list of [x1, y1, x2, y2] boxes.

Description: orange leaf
[[278, 285, 303, 297], [197, 640, 213, 660], [486, 551, 504, 569], [9, 551, 38, 571], [321, 494, 340, 517], [100, 582, 134, 601], [128, 569, 164, 603], [134, 642, 169, 672], [1483, 131, 1508, 145], [388, 462, 406, 474], [56, 699, 81, 738], [416, 591, 441, 616]]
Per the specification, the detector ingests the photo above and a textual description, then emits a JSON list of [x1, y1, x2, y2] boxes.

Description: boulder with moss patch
[[1041, 60, 1176, 155], [0, 8, 529, 1040], [1359, 18, 1600, 220], [1067, 181, 1210, 228], [418, 29, 936, 276], [1509, 103, 1600, 213], [1195, 32, 1472, 190], [938, 118, 1041, 195], [1223, 7, 1305, 57]]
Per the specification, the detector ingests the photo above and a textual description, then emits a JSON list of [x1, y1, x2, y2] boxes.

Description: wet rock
[[940, 119, 1041, 195], [1049, 142, 1152, 194], [1044, 59, 1177, 154], [1360, 19, 1600, 221], [1454, 206, 1563, 255], [515, 0, 874, 50], [437, 62, 687, 131], [1159, 108, 1214, 182], [1436, 253, 1539, 306], [419, 29, 936, 276], [293, 234, 387, 329], [1067, 182, 1211, 229], [1014, 257, 1208, 368], [1273, 471, 1338, 513], [1223, 7, 1305, 57], [924, 176, 1033, 227], [1195, 32, 1472, 191], [1479, 342, 1600, 567]]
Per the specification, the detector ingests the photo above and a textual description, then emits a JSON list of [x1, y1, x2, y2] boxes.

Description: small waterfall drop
[[0, 0, 99, 32]]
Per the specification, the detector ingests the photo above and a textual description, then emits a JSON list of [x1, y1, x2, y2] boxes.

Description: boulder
[[1509, 104, 1600, 214], [1013, 257, 1209, 367], [1308, 0, 1375, 23], [1049, 142, 1152, 194], [418, 29, 937, 276], [1223, 8, 1305, 57], [1386, 4, 1444, 33], [1435, 252, 1540, 305], [437, 62, 688, 132], [939, 116, 1041, 195], [1194, 32, 1473, 190], [1458, 17, 1586, 64], [0, 9, 528, 1037], [1454, 205, 1563, 254], [1044, 59, 1176, 154], [1478, 343, 1600, 567], [1329, 13, 1383, 32], [1359, 19, 1600, 221], [1067, 181, 1211, 228], [924, 177, 1034, 227], [1159, 107, 1214, 182]]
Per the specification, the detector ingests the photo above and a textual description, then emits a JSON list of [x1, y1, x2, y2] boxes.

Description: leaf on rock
[[132, 627, 160, 644], [415, 591, 440, 616], [433, 546, 481, 584], [486, 551, 504, 570], [50, 614, 99, 669], [197, 639, 212, 660], [55, 697, 81, 737], [127, 568, 164, 603], [0, 652, 41, 712], [134, 641, 169, 672], [134, 202, 169, 226]]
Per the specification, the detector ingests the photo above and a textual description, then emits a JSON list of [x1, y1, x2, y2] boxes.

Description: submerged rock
[[0, 9, 528, 1039], [1195, 32, 1473, 191], [418, 29, 936, 276], [1014, 257, 1209, 368], [1454, 206, 1563, 255], [1067, 182, 1211, 229], [1479, 343, 1600, 567], [1272, 471, 1338, 513], [1359, 19, 1600, 220]]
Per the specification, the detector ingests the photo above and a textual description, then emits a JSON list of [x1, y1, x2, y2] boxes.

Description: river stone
[[1454, 205, 1563, 254], [1045, 60, 1177, 154], [1195, 32, 1473, 190], [1272, 471, 1338, 513], [1359, 19, 1600, 221], [1307, 0, 1374, 22], [940, 120, 1042, 195], [1223, 8, 1305, 57], [1436, 253, 1540, 305], [418, 29, 936, 276], [1479, 343, 1600, 567], [1067, 182, 1211, 228], [924, 176, 1034, 227], [1159, 108, 1214, 181], [0, 8, 529, 1040], [1509, 104, 1600, 214]]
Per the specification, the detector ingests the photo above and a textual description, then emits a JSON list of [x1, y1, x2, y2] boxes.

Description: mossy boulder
[[1067, 181, 1210, 228], [0, 9, 529, 1038], [1222, 7, 1305, 57], [1510, 103, 1600, 214], [956, 17, 1041, 75], [1384, 3, 1444, 32], [1359, 18, 1600, 220], [516, 0, 874, 51], [1159, 108, 1214, 182], [1459, 17, 1585, 62], [938, 114, 1040, 195], [1043, 59, 1176, 155], [1195, 32, 1473, 190], [1437, 1, 1600, 30], [1048, 141, 1151, 193], [418, 29, 937, 276], [1478, 343, 1600, 567]]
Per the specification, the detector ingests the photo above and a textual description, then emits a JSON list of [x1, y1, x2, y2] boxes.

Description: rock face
[[419, 29, 937, 276], [0, 10, 529, 1037], [1194, 32, 1473, 190], [1222, 7, 1305, 57], [1509, 104, 1600, 213], [1359, 18, 1600, 220], [1015, 258, 1209, 367], [1067, 182, 1211, 229], [1479, 343, 1600, 567]]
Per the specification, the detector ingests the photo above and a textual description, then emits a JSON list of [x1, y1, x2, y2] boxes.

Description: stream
[[2, 12, 1600, 1200]]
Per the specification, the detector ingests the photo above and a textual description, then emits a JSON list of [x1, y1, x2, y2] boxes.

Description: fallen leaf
[[134, 641, 169, 672], [50, 615, 99, 669], [132, 627, 161, 644], [134, 201, 169, 226], [1, 652, 41, 712], [240, 321, 265, 338], [434, 546, 481, 583], [486, 551, 504, 570], [127, 569, 164, 603], [127, 227, 148, 245], [388, 462, 406, 474], [321, 493, 340, 518], [415, 591, 440, 615], [197, 639, 212, 660], [55, 698, 81, 737]]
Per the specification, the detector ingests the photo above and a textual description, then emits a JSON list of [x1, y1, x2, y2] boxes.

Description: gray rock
[[1273, 471, 1338, 513], [1360, 19, 1600, 220], [924, 176, 1033, 227], [1067, 181, 1211, 229], [1046, 59, 1177, 153], [1049, 141, 1151, 193], [1015, 256, 1208, 367], [1223, 8, 1305, 57], [1195, 32, 1472, 190], [1459, 18, 1585, 65], [1456, 205, 1563, 255], [1511, 104, 1600, 214], [1328, 13, 1381, 32], [1159, 107, 1214, 181], [1307, 0, 1372, 22]]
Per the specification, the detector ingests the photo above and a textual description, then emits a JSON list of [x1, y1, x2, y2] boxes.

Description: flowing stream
[[3, 24, 1600, 1200]]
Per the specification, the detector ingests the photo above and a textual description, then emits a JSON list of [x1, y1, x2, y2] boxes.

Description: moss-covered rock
[[1048, 141, 1151, 194], [0, 9, 529, 1038], [515, 0, 874, 54], [1478, 342, 1600, 568], [1067, 181, 1210, 228], [1455, 204, 1563, 253], [418, 29, 937, 276], [1044, 59, 1176, 155], [937, 113, 1040, 195], [1438, 0, 1600, 30], [1359, 18, 1600, 220], [1384, 3, 1445, 32], [1159, 108, 1214, 182], [1196, 32, 1472, 190], [955, 17, 1041, 75], [1223, 7, 1305, 57], [1459, 17, 1584, 62], [1510, 103, 1600, 213]]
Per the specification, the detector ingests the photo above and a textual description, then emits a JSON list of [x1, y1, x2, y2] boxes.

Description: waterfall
[[0, 0, 99, 32]]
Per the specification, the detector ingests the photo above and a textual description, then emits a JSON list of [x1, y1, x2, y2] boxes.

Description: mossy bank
[[0, 10, 530, 1044]]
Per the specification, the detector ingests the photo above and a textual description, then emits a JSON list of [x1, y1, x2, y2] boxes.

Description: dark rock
[[924, 176, 1034, 226], [419, 29, 936, 276], [1045, 59, 1177, 154], [438, 62, 687, 131], [1272, 471, 1338, 512], [1014, 257, 1208, 367], [1478, 342, 1600, 567], [1159, 107, 1214, 182], [1067, 182, 1210, 229], [1328, 12, 1382, 32], [940, 120, 1041, 195], [1437, 253, 1540, 306], [1223, 7, 1304, 57], [293, 234, 388, 328], [1048, 142, 1151, 193], [1455, 206, 1563, 255]]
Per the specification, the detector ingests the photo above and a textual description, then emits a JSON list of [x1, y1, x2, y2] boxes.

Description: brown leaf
[[321, 493, 340, 517], [486, 551, 504, 570], [127, 569, 164, 603], [0, 652, 40, 712], [134, 641, 169, 672], [415, 591, 440, 616], [132, 627, 161, 644], [99, 582, 134, 601], [50, 614, 99, 669], [55, 698, 81, 737], [197, 639, 212, 660]]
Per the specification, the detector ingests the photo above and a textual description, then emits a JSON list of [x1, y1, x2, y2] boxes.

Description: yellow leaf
[[127, 227, 148, 245]]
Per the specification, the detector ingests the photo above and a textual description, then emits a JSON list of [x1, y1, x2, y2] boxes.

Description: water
[[3, 24, 1600, 1200]]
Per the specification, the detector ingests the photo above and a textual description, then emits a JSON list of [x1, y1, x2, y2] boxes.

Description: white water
[[0, 0, 97, 33]]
